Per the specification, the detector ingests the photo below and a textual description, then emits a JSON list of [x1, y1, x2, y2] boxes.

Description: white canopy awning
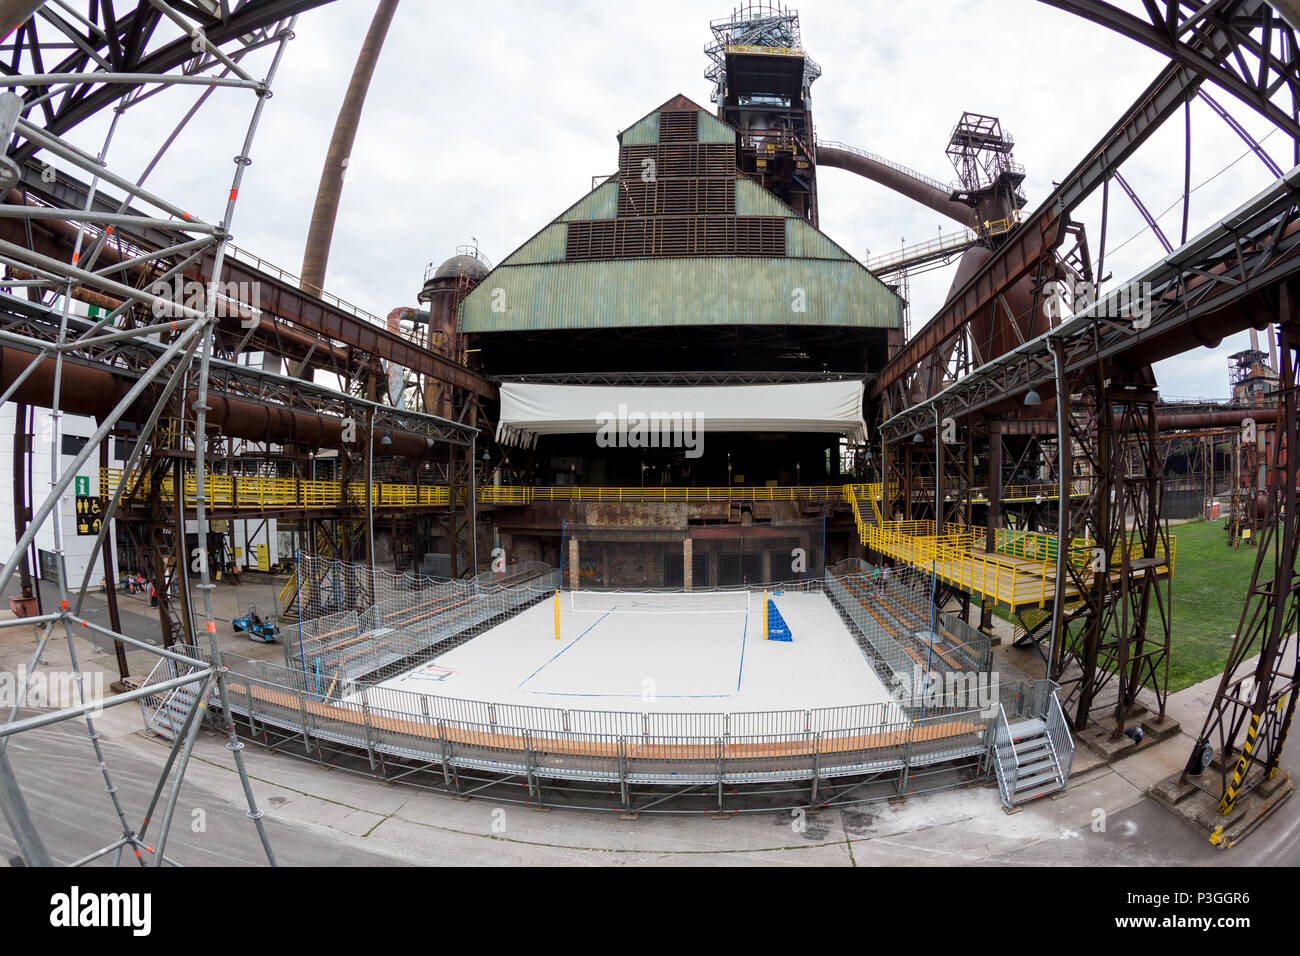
[[496, 381, 866, 448]]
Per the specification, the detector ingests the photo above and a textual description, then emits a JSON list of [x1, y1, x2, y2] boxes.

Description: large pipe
[[299, 0, 400, 296], [1153, 407, 1279, 430], [0, 344, 436, 457], [817, 145, 978, 229]]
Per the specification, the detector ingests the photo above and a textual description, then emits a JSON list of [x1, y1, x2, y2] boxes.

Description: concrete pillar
[[761, 548, 772, 585], [683, 538, 693, 591], [568, 537, 580, 591]]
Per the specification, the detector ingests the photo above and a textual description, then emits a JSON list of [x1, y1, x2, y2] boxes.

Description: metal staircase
[[992, 681, 1074, 809], [845, 483, 886, 546], [279, 521, 359, 621], [139, 656, 207, 741]]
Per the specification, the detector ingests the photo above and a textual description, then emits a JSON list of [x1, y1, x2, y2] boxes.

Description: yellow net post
[[763, 590, 768, 641], [554, 589, 560, 640]]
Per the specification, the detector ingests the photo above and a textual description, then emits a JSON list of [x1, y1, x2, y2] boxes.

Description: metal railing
[[205, 645, 994, 806], [1044, 685, 1074, 783], [866, 519, 1175, 610], [817, 139, 958, 195], [993, 706, 1018, 807], [823, 561, 992, 695], [990, 679, 1071, 808], [99, 471, 1098, 518], [145, 573, 1002, 811], [224, 242, 387, 329]]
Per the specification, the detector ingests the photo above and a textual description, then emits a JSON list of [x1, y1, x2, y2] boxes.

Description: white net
[[568, 589, 751, 614]]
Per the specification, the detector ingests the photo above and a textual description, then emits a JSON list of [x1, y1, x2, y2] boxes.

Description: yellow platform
[[864, 520, 1174, 613], [99, 473, 1088, 515]]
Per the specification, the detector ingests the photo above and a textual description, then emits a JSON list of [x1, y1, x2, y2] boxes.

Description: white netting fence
[[289, 550, 555, 620], [285, 556, 560, 684]]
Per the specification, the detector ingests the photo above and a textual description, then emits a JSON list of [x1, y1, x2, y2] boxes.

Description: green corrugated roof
[[460, 258, 902, 332], [560, 181, 618, 222], [459, 96, 902, 336], [619, 112, 659, 146], [735, 178, 792, 216], [697, 110, 736, 144], [787, 219, 855, 261], [496, 223, 567, 267]]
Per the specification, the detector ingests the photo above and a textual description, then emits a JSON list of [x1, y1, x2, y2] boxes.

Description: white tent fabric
[[495, 381, 866, 448]]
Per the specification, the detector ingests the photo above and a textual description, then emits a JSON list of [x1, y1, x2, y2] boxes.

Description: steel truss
[[1184, 316, 1299, 813], [876, 0, 1300, 415], [0, 2, 315, 866], [881, 164, 1300, 731], [1048, 365, 1173, 731], [0, 0, 333, 160], [1042, 1, 1300, 144]]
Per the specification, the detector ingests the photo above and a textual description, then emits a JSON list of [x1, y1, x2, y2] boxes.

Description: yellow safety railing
[[844, 485, 868, 545], [517, 485, 849, 504], [97, 470, 1109, 530], [102, 469, 449, 511], [866, 518, 1175, 611]]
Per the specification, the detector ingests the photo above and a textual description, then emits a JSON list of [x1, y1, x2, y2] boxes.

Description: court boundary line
[[514, 606, 615, 691]]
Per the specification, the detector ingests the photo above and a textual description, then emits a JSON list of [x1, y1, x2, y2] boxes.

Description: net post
[[554, 589, 560, 640], [763, 589, 768, 641]]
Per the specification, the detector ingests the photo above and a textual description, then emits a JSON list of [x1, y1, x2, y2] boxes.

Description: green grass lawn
[[1166, 518, 1261, 692], [981, 518, 1257, 692]]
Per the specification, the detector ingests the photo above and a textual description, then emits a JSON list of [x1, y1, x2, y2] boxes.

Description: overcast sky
[[62, 0, 1296, 400]]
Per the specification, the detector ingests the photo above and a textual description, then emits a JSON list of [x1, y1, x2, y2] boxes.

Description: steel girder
[[880, 165, 1300, 444], [0, 0, 333, 160], [1041, 1, 1300, 143], [875, 0, 1300, 412], [0, 293, 478, 448], [872, 60, 1201, 412], [1185, 317, 1300, 813], [7, 159, 498, 401], [1048, 368, 1173, 731]]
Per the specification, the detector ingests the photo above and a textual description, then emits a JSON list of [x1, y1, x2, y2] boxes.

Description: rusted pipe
[[0, 344, 435, 456]]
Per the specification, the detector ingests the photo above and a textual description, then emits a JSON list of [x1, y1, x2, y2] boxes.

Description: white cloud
[[49, 0, 1290, 400]]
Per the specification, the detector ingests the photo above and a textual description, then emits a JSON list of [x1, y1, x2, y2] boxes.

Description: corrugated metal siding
[[697, 110, 737, 144], [559, 181, 618, 222], [735, 178, 794, 217], [459, 258, 903, 332], [786, 219, 853, 261], [497, 223, 567, 267], [619, 113, 659, 146]]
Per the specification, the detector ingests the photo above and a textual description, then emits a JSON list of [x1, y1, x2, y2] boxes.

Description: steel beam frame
[[0, 6, 307, 866], [1184, 315, 1300, 812]]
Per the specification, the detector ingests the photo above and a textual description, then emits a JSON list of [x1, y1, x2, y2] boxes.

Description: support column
[[683, 538, 692, 591], [568, 536, 580, 591], [986, 422, 1002, 553]]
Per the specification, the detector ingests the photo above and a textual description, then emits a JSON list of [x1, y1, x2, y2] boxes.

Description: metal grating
[[619, 143, 736, 180], [565, 216, 786, 260], [617, 177, 736, 217], [658, 109, 699, 142]]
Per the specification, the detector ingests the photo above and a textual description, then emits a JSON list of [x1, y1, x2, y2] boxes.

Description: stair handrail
[[1044, 684, 1075, 785], [992, 704, 1019, 808]]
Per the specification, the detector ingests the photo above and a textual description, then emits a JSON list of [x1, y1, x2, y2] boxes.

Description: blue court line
[[514, 606, 615, 691], [736, 605, 749, 693]]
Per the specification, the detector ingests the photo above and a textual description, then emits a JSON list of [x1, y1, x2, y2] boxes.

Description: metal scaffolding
[[0, 0, 321, 867]]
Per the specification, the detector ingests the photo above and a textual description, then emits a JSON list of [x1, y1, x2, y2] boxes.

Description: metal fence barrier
[[135, 562, 1013, 812], [145, 643, 996, 812]]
